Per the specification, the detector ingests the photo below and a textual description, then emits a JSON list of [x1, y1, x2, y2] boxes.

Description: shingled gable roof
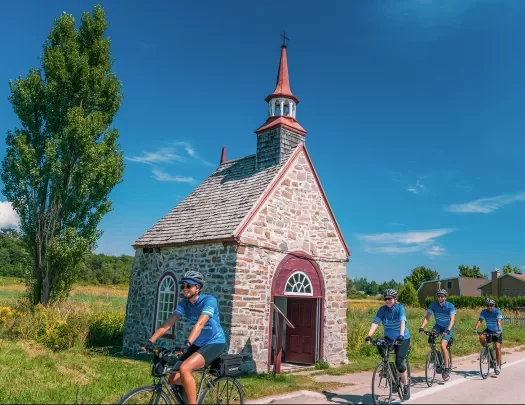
[[133, 146, 299, 248]]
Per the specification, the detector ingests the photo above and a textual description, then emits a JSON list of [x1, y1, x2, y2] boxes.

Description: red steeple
[[255, 41, 306, 136], [265, 45, 299, 104]]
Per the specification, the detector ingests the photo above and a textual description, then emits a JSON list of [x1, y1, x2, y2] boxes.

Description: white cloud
[[426, 245, 446, 256], [152, 168, 195, 183], [172, 142, 213, 167], [407, 180, 426, 195], [356, 228, 454, 255], [125, 148, 184, 165], [446, 192, 525, 213], [0, 202, 20, 228]]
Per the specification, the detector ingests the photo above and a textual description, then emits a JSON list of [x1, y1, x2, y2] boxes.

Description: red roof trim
[[254, 116, 307, 136], [234, 143, 350, 257]]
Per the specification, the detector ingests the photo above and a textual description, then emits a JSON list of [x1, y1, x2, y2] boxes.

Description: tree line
[[348, 263, 523, 299], [0, 228, 133, 285]]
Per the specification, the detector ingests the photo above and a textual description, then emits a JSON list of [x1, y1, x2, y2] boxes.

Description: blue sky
[[1, 0, 525, 283]]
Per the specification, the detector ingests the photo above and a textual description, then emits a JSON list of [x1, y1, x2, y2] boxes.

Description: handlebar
[[474, 331, 501, 337], [368, 337, 401, 348], [139, 344, 188, 357]]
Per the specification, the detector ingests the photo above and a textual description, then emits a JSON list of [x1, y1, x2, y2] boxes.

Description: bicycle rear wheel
[[118, 385, 171, 404], [425, 350, 436, 387], [199, 376, 245, 405], [480, 347, 490, 379], [372, 362, 392, 405]]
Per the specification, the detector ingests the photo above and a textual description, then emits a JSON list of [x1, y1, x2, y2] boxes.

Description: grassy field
[[2, 277, 525, 403]]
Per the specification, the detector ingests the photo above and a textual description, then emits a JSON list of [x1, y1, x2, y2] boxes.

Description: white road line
[[399, 357, 525, 403]]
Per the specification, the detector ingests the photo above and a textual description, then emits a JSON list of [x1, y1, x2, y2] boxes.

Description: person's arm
[[367, 322, 379, 341], [474, 311, 485, 333], [420, 309, 433, 331], [186, 313, 210, 344], [497, 310, 503, 333], [366, 307, 383, 343], [399, 305, 407, 338], [446, 314, 455, 335], [149, 313, 181, 343], [186, 296, 218, 345]]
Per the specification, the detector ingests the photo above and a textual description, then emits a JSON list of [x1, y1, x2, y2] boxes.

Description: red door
[[285, 298, 317, 364]]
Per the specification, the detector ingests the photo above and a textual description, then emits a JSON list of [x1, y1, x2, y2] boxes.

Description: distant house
[[417, 276, 486, 306], [477, 270, 525, 297]]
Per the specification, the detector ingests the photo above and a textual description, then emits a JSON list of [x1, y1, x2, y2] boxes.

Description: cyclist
[[365, 289, 411, 401], [418, 288, 455, 381], [473, 298, 503, 373], [144, 270, 226, 405]]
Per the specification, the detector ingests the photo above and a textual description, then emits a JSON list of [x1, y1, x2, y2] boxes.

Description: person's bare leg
[[179, 353, 205, 404], [496, 342, 502, 367]]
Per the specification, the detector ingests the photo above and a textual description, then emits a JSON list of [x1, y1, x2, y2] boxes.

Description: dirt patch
[[55, 363, 95, 386], [19, 341, 50, 360]]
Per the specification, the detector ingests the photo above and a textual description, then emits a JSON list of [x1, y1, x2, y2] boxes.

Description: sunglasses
[[437, 295, 445, 298], [181, 283, 196, 290], [384, 297, 394, 301], [487, 304, 494, 307]]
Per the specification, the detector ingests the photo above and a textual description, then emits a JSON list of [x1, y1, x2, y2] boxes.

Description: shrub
[[398, 282, 418, 307], [2, 298, 124, 351], [314, 360, 329, 370]]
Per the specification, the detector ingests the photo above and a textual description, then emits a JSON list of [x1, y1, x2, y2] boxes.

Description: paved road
[[258, 345, 525, 404]]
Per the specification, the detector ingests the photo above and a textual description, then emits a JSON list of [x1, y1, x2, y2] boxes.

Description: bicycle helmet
[[486, 298, 495, 306], [436, 288, 448, 296], [179, 270, 205, 287], [383, 289, 398, 298]]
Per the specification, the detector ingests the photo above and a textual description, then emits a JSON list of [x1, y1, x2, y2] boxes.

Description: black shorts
[[482, 329, 503, 343], [174, 343, 226, 370]]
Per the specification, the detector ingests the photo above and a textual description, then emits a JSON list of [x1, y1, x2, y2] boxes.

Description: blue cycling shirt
[[373, 303, 410, 341], [479, 308, 503, 333], [174, 293, 226, 346], [427, 301, 456, 329]]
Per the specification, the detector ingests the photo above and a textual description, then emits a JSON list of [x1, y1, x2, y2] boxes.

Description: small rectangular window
[[447, 281, 452, 289]]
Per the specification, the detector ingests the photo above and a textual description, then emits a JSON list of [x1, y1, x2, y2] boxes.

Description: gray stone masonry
[[231, 149, 348, 372], [122, 242, 238, 355]]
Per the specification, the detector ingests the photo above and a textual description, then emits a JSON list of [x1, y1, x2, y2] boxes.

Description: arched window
[[153, 272, 178, 338], [284, 271, 313, 296]]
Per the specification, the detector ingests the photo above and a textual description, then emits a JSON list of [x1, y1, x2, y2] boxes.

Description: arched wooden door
[[269, 253, 325, 365]]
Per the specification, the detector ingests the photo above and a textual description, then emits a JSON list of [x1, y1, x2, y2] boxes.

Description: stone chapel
[[122, 42, 350, 373]]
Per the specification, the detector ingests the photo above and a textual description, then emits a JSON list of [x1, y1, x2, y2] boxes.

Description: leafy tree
[[404, 266, 438, 291], [0, 229, 32, 278], [367, 281, 379, 296], [514, 266, 522, 275], [397, 281, 418, 307], [502, 264, 513, 274], [1, 5, 124, 305], [458, 264, 485, 278]]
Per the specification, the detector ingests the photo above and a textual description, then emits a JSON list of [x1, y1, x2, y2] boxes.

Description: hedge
[[423, 295, 525, 310]]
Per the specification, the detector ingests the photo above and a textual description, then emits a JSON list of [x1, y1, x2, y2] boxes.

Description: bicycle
[[476, 331, 501, 379], [422, 330, 453, 387], [118, 345, 245, 404], [370, 338, 411, 405]]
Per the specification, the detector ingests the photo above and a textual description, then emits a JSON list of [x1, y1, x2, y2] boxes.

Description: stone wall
[[232, 149, 348, 372], [122, 242, 237, 355]]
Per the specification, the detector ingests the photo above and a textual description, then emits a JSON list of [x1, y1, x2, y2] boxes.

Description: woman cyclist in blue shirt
[[365, 289, 411, 401], [145, 271, 226, 405]]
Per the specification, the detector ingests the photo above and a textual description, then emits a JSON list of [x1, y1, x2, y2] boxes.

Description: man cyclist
[[365, 289, 411, 401], [144, 270, 226, 405], [418, 288, 455, 381], [473, 298, 503, 373]]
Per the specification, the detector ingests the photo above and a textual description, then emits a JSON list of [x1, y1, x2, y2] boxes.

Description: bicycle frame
[[477, 330, 500, 377], [371, 339, 409, 395], [424, 331, 448, 369]]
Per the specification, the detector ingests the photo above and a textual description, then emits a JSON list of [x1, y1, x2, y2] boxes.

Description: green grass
[[315, 305, 525, 376], [0, 339, 342, 404]]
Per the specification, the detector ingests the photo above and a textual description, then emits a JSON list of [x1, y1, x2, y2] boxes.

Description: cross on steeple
[[280, 31, 289, 46]]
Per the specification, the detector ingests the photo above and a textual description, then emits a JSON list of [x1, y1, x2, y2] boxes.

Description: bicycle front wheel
[[480, 348, 490, 379], [118, 385, 171, 404], [425, 350, 436, 387], [372, 362, 392, 405], [199, 376, 245, 405]]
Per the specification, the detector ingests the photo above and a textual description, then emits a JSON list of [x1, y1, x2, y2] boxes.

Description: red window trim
[[152, 271, 178, 339]]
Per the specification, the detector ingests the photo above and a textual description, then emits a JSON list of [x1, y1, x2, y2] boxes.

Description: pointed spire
[[265, 45, 299, 104]]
